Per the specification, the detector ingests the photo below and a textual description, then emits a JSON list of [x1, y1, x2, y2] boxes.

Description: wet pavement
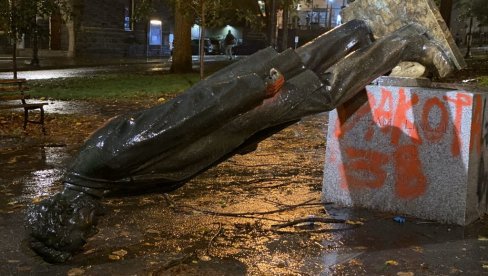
[[0, 55, 243, 80], [1, 98, 487, 275]]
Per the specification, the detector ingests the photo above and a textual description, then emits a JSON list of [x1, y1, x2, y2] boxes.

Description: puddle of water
[[322, 249, 365, 273], [21, 168, 64, 200], [2, 100, 94, 114], [1, 146, 69, 208]]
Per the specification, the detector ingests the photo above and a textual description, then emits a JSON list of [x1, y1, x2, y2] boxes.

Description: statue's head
[[25, 189, 101, 263]]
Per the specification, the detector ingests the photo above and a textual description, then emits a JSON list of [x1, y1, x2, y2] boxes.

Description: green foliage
[[480, 76, 488, 87], [0, 0, 71, 41], [28, 73, 200, 100], [456, 0, 488, 25]]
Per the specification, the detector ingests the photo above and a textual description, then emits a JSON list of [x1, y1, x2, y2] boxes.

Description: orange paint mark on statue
[[445, 93, 472, 157], [394, 144, 427, 199], [470, 95, 483, 155], [340, 147, 389, 190], [421, 97, 449, 142]]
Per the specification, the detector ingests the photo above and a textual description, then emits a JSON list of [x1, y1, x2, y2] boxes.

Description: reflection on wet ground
[[0, 106, 487, 275], [0, 55, 238, 80]]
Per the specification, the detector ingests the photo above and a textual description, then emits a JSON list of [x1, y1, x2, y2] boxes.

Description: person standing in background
[[224, 30, 236, 60]]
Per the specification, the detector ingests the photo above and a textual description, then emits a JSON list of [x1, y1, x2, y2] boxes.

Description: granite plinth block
[[322, 85, 488, 225]]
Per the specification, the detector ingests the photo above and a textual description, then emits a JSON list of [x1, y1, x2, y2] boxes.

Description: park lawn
[[480, 76, 488, 87], [28, 73, 200, 100]]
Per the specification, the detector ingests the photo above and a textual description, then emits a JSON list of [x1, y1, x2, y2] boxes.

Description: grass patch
[[479, 76, 488, 87], [29, 73, 200, 100]]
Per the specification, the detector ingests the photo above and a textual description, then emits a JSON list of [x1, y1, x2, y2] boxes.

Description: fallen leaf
[[67, 268, 85, 276], [146, 229, 160, 234], [83, 248, 96, 255], [346, 220, 364, 225], [478, 235, 488, 241], [112, 249, 128, 257], [31, 197, 42, 204], [17, 266, 31, 272], [120, 230, 130, 236], [199, 255, 211, 261], [397, 272, 414, 276], [7, 260, 20, 263], [483, 264, 488, 269], [385, 260, 399, 266], [410, 246, 424, 253], [108, 254, 121, 260]]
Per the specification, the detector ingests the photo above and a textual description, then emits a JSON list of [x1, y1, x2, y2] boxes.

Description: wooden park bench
[[0, 78, 48, 134]]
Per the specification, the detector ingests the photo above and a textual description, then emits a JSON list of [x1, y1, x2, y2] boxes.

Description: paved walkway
[[0, 54, 240, 73]]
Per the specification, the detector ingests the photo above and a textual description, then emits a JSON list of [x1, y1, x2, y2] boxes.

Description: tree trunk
[[31, 19, 40, 67], [13, 40, 18, 79], [269, 0, 277, 48], [281, 1, 289, 51], [171, 0, 193, 74], [11, 0, 18, 79], [199, 0, 205, 79], [439, 0, 453, 28], [66, 20, 76, 57]]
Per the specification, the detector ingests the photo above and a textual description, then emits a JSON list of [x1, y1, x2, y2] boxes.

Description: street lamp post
[[328, 0, 333, 28], [465, 14, 473, 58]]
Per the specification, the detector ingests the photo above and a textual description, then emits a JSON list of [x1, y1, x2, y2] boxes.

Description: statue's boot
[[319, 22, 455, 108]]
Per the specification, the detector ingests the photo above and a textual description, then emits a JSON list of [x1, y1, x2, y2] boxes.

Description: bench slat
[[0, 103, 47, 109], [0, 78, 27, 84], [0, 94, 29, 101], [0, 86, 29, 92]]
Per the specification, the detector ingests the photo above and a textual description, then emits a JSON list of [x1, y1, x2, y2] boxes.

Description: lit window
[[149, 20, 162, 45], [124, 0, 134, 31], [258, 1, 265, 16]]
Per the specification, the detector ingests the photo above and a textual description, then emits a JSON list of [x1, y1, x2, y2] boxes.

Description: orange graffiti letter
[[395, 144, 427, 199], [341, 147, 389, 190], [421, 97, 449, 142], [445, 93, 472, 157], [392, 88, 422, 145]]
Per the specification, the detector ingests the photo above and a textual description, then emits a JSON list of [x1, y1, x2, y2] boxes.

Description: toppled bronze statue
[[26, 19, 456, 262]]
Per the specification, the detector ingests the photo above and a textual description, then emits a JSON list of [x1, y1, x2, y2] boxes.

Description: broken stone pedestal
[[322, 83, 488, 225]]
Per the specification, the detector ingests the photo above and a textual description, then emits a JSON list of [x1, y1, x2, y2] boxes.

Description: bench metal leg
[[22, 106, 47, 135], [40, 107, 46, 135], [23, 108, 28, 130]]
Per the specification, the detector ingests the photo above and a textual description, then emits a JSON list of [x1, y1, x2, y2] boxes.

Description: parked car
[[209, 38, 223, 55], [232, 41, 266, 55], [191, 39, 214, 55]]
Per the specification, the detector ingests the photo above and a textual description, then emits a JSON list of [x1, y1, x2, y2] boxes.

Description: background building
[[0, 0, 173, 58]]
